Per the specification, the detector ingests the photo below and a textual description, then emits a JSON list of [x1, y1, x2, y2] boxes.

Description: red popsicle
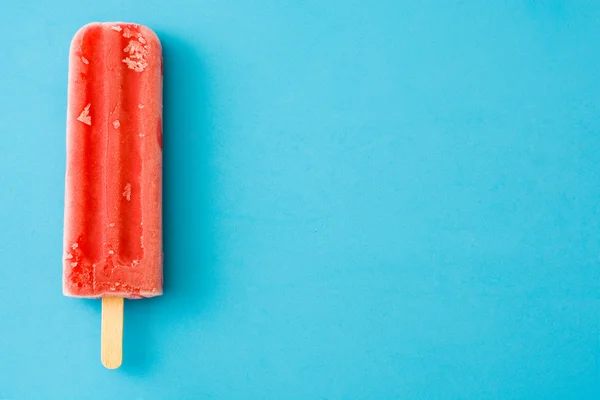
[[63, 22, 163, 368]]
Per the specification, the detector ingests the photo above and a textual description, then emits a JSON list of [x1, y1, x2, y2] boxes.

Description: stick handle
[[101, 297, 124, 369]]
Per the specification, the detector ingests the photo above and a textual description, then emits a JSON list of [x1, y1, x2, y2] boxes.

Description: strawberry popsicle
[[63, 22, 163, 368]]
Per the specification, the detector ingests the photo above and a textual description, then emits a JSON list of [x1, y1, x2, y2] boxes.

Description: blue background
[[1, 1, 599, 399]]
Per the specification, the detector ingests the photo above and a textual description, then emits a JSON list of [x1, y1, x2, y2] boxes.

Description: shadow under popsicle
[[121, 32, 218, 375]]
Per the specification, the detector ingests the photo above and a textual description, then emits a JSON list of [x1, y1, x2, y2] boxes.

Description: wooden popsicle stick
[[101, 297, 124, 369]]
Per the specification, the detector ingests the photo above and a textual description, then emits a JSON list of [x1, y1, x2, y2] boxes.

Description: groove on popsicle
[[106, 24, 144, 265], [79, 24, 107, 271]]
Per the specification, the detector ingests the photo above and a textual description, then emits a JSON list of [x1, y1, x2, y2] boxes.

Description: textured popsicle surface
[[63, 22, 163, 298]]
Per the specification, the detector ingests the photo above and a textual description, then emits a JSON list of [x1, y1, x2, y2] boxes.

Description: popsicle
[[63, 22, 163, 369]]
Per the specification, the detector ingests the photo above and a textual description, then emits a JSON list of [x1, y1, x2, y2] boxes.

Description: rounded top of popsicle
[[70, 22, 162, 54]]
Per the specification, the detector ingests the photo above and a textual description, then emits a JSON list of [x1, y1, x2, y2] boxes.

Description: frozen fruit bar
[[63, 22, 163, 299]]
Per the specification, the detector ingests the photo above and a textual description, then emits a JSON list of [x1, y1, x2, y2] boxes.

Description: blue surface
[[1, 1, 599, 398]]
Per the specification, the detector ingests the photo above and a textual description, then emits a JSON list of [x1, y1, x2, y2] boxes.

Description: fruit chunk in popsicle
[[63, 22, 163, 299]]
